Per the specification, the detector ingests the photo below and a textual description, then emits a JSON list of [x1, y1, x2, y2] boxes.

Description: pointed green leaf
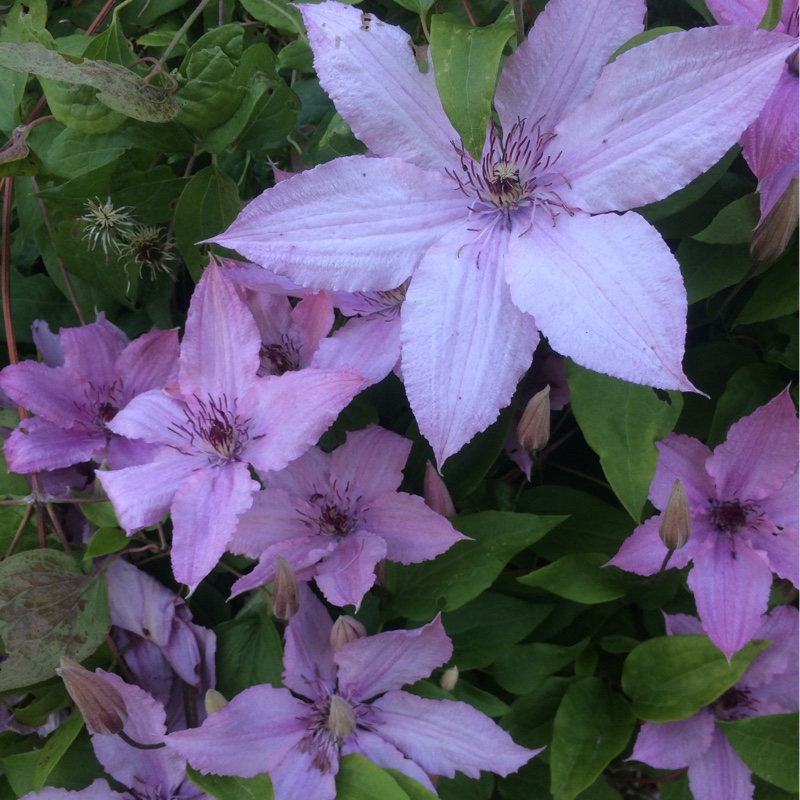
[[692, 194, 759, 244], [518, 553, 628, 604], [32, 707, 84, 791], [337, 754, 411, 800], [494, 640, 589, 695], [735, 251, 799, 326], [186, 765, 274, 800]]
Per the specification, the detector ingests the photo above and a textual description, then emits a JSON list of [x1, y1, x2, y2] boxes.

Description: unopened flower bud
[[750, 177, 798, 264], [440, 666, 459, 692], [204, 689, 228, 715], [56, 657, 128, 735], [330, 615, 366, 651], [424, 461, 456, 517], [272, 556, 300, 621], [327, 694, 357, 743], [659, 479, 692, 551], [517, 386, 551, 453]]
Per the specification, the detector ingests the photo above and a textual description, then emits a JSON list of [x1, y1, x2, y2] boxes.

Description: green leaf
[[692, 194, 760, 244], [677, 239, 753, 304], [176, 46, 243, 130], [719, 714, 798, 792], [303, 111, 366, 165], [609, 27, 683, 61], [565, 361, 683, 521], [337, 754, 411, 800], [0, 550, 111, 692], [39, 80, 127, 134], [186, 765, 274, 800], [429, 11, 515, 158], [621, 635, 769, 722], [735, 251, 799, 326], [518, 553, 628, 604], [493, 640, 589, 695], [84, 527, 129, 560], [385, 769, 439, 800], [240, 0, 305, 35], [392, 0, 434, 13], [32, 707, 84, 791], [278, 39, 313, 73], [550, 678, 635, 800], [502, 676, 572, 750], [0, 68, 26, 132], [758, 0, 784, 29], [82, 16, 134, 64], [40, 127, 128, 179], [173, 165, 241, 280], [384, 512, 565, 619]]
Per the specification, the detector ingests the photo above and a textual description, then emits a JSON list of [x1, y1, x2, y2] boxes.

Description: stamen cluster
[[170, 395, 249, 464]]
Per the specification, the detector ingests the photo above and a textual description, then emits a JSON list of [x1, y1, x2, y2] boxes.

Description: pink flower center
[[260, 336, 301, 376], [711, 687, 757, 722], [447, 117, 573, 232], [80, 380, 125, 432], [170, 395, 249, 464], [708, 499, 750, 533]]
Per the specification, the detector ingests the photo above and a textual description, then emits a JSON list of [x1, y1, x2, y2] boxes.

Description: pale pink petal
[[61, 321, 126, 387], [743, 605, 798, 689], [343, 729, 436, 792], [107, 390, 192, 449], [283, 585, 336, 696], [748, 515, 798, 587], [31, 320, 63, 366], [170, 461, 258, 591], [115, 329, 179, 399], [229, 538, 329, 596], [246, 291, 293, 347], [0, 363, 89, 427], [505, 212, 694, 391], [757, 156, 798, 219], [330, 425, 409, 498], [651, 435, 715, 510], [179, 261, 262, 402], [706, 0, 767, 28], [4, 418, 102, 473], [369, 690, 538, 778], [336, 616, 452, 699], [258, 446, 332, 495], [687, 727, 754, 800], [314, 531, 386, 608], [291, 292, 334, 358], [19, 779, 125, 800], [707, 389, 798, 501], [241, 368, 365, 473], [631, 711, 714, 770], [495, 0, 645, 130], [270, 747, 336, 800], [211, 156, 464, 292], [688, 536, 773, 658], [299, 2, 459, 171], [608, 515, 701, 575], [664, 613, 704, 637], [105, 436, 160, 470], [402, 223, 539, 466], [555, 26, 797, 212], [361, 493, 465, 563]]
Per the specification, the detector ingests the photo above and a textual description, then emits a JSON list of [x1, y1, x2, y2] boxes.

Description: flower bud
[[272, 556, 300, 621], [658, 479, 691, 551], [517, 386, 551, 453], [750, 177, 798, 265], [330, 615, 366, 651], [204, 689, 228, 715], [327, 694, 357, 743], [424, 461, 456, 517], [440, 666, 459, 692], [56, 657, 128, 735]]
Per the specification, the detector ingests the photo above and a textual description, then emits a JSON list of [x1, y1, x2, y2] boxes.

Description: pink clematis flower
[[166, 587, 538, 800], [609, 389, 798, 659], [210, 0, 796, 466], [96, 261, 365, 592], [630, 608, 798, 800], [228, 424, 465, 607]]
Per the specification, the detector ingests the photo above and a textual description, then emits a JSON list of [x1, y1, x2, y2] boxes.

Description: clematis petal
[[170, 462, 258, 592], [402, 223, 539, 466], [291, 292, 335, 359], [166, 685, 307, 777], [505, 212, 694, 391], [687, 727, 754, 800], [607, 514, 699, 575], [0, 363, 90, 427], [18, 779, 126, 800], [179, 260, 262, 402], [330, 425, 409, 499], [361, 493, 465, 563], [757, 157, 798, 219], [336, 616, 452, 700], [495, 0, 645, 131], [259, 446, 332, 495], [344, 729, 436, 792], [107, 390, 192, 449], [115, 328, 179, 398], [283, 586, 336, 695], [60, 321, 127, 387], [4, 418, 102, 473], [369, 690, 538, 778], [651, 434, 715, 510], [314, 530, 387, 608], [270, 747, 336, 800], [705, 0, 768, 28], [706, 389, 798, 501], [555, 26, 797, 212], [299, 2, 459, 172], [211, 156, 464, 292], [688, 536, 773, 659], [742, 605, 799, 690], [631, 711, 715, 770]]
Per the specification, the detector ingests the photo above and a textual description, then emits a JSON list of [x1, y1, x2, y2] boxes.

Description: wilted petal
[[4, 418, 101, 473], [687, 727, 754, 800], [300, 2, 459, 172], [651, 434, 715, 510], [505, 212, 694, 391], [495, 0, 645, 130], [556, 26, 797, 212], [369, 690, 538, 778], [314, 531, 386, 608], [402, 223, 539, 466], [211, 156, 464, 292], [631, 711, 714, 770], [330, 425, 409, 499]]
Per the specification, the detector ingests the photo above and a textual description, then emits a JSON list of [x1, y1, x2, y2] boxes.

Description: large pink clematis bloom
[[166, 587, 538, 800], [96, 261, 365, 592], [609, 390, 798, 659], [631, 608, 798, 800], [211, 0, 796, 466]]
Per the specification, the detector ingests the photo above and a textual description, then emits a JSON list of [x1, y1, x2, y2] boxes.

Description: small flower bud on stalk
[[440, 666, 459, 692], [330, 615, 366, 651], [424, 461, 456, 517], [56, 657, 128, 735], [750, 178, 799, 265], [517, 386, 551, 454], [272, 556, 300, 621], [204, 689, 229, 715], [658, 479, 692, 572]]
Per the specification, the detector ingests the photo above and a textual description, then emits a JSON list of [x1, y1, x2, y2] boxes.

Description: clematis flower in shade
[[609, 389, 798, 659], [96, 261, 365, 592], [630, 607, 798, 800], [228, 424, 465, 608], [166, 587, 539, 800], [0, 318, 179, 473], [210, 0, 796, 466]]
